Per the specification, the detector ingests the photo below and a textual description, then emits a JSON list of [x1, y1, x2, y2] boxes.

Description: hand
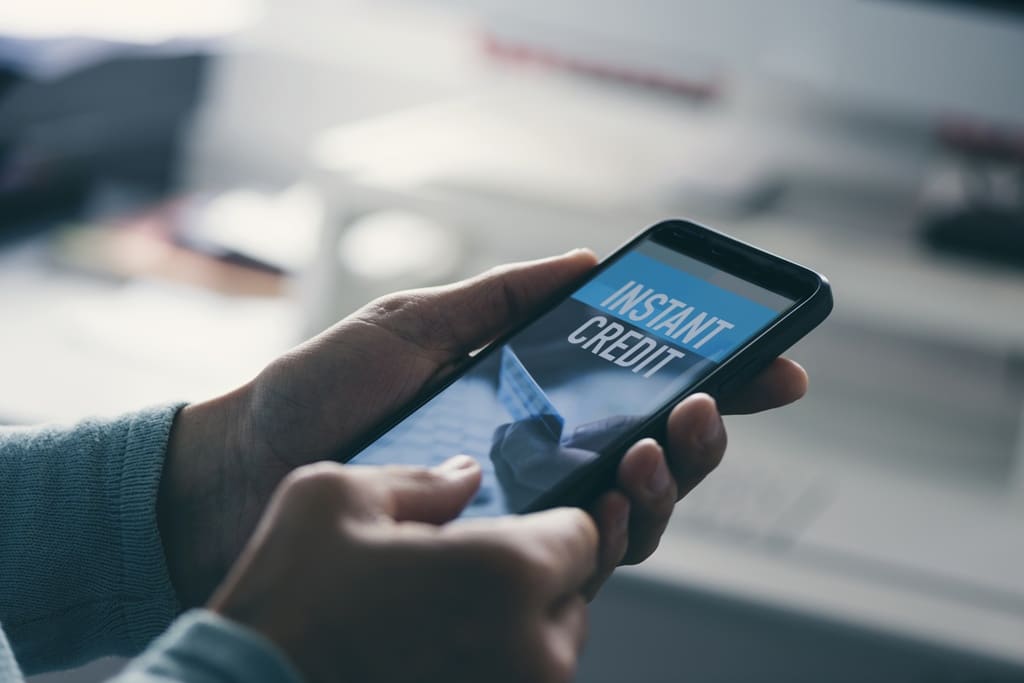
[[159, 249, 807, 605], [209, 457, 597, 683], [585, 365, 807, 594], [159, 250, 599, 605]]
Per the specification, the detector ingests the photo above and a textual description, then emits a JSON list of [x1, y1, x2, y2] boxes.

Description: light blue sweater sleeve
[[0, 405, 185, 673], [109, 610, 303, 683], [0, 406, 304, 683]]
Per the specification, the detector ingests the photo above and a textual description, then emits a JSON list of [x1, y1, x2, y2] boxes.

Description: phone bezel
[[339, 218, 832, 513], [648, 221, 823, 304]]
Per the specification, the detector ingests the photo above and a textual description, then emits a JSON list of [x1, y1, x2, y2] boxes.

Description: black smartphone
[[342, 219, 832, 517]]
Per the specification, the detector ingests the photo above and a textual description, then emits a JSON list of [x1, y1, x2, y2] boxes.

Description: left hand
[[159, 249, 807, 606]]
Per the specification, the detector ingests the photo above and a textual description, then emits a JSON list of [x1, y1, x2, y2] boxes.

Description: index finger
[[717, 357, 808, 415]]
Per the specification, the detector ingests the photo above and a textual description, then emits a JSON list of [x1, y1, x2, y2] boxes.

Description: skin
[[157, 248, 808, 681], [208, 458, 599, 683]]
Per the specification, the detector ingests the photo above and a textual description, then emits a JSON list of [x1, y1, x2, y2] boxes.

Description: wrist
[[159, 383, 255, 607]]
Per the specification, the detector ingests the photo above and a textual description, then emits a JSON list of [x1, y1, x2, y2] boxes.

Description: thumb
[[359, 249, 598, 362], [347, 455, 483, 524]]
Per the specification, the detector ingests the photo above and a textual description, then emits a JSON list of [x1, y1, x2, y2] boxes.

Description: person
[[0, 249, 807, 683]]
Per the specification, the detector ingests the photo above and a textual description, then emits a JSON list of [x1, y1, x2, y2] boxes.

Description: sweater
[[0, 406, 302, 683]]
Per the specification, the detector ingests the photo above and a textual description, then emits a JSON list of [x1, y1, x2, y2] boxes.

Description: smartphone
[[342, 219, 832, 517]]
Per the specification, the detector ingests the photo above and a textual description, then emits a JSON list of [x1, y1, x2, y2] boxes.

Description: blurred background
[[4, 1, 1022, 681]]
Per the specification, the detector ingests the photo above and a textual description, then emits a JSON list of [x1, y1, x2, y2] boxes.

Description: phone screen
[[347, 235, 795, 516]]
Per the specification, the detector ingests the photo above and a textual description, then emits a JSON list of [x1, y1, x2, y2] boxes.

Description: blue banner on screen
[[571, 251, 780, 363], [347, 235, 793, 517]]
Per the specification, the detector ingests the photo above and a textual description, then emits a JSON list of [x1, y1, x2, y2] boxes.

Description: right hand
[[208, 455, 600, 683]]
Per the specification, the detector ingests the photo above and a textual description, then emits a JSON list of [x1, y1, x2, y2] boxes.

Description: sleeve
[[108, 610, 304, 683], [0, 404, 185, 674]]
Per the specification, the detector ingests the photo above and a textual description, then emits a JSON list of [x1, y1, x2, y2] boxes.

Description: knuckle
[[363, 290, 456, 354], [552, 508, 599, 562], [519, 551, 561, 590], [698, 419, 727, 459], [541, 654, 577, 683], [566, 508, 599, 543], [677, 421, 727, 486], [461, 263, 526, 326], [364, 291, 418, 319], [648, 486, 677, 520], [481, 542, 536, 589], [535, 634, 582, 683], [398, 466, 442, 487], [489, 267, 526, 321], [377, 466, 444, 510], [279, 462, 350, 507], [454, 536, 541, 599]]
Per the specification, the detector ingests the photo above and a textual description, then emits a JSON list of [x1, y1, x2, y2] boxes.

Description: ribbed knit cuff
[[1, 403, 191, 672], [117, 403, 188, 653], [118, 610, 305, 683]]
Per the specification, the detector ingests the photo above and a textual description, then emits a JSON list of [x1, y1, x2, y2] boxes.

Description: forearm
[[0, 406, 182, 673], [108, 610, 302, 683]]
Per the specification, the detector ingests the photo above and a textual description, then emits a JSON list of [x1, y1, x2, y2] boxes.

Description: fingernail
[[434, 455, 477, 477], [646, 456, 672, 497]]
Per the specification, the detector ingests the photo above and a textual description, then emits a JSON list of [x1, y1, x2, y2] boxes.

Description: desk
[[0, 237, 297, 425]]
